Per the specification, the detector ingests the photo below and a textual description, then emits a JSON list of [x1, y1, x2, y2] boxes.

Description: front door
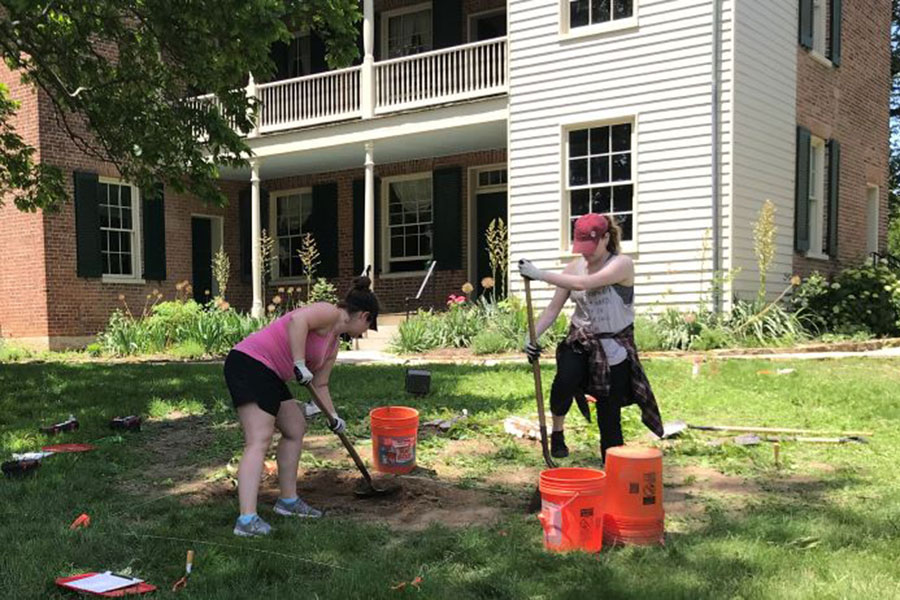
[[191, 217, 213, 304], [475, 191, 507, 299]]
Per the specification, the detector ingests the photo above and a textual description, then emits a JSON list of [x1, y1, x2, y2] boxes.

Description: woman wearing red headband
[[519, 213, 662, 461]]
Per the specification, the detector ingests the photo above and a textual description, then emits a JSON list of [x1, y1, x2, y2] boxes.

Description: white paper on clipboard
[[64, 572, 144, 593]]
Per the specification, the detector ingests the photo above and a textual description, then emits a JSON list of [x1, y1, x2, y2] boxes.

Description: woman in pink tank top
[[223, 276, 380, 537]]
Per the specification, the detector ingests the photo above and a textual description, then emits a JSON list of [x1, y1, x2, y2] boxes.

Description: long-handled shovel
[[303, 384, 398, 499], [523, 277, 556, 512]]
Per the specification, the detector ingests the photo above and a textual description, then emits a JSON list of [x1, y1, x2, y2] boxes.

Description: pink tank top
[[234, 306, 339, 382]]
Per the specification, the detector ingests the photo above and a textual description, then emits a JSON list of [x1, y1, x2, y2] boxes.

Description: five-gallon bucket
[[538, 468, 607, 553], [369, 406, 419, 474], [603, 446, 665, 546]]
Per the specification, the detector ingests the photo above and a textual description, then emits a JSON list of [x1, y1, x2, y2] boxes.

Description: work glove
[[523, 332, 542, 363], [328, 415, 346, 434], [293, 359, 314, 385], [518, 259, 545, 282]]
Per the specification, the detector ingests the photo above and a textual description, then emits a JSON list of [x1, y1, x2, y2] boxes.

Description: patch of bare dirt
[[259, 469, 513, 531]]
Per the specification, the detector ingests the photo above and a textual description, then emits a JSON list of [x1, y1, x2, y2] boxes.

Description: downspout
[[711, 0, 722, 315]]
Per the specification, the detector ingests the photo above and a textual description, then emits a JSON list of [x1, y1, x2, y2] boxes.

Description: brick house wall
[[0, 64, 49, 343], [793, 0, 891, 278]]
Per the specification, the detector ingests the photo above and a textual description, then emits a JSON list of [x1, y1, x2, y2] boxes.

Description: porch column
[[250, 159, 264, 317], [246, 73, 259, 138], [360, 0, 375, 118], [364, 142, 376, 285]]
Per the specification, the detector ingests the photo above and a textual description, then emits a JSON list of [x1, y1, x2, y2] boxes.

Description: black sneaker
[[550, 431, 569, 458]]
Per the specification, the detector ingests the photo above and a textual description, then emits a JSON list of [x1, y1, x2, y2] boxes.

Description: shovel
[[523, 277, 556, 513], [303, 384, 398, 499]]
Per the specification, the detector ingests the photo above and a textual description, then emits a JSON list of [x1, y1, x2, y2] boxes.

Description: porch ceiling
[[218, 98, 508, 181]]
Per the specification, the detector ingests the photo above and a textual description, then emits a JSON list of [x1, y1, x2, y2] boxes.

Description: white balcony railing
[[190, 38, 507, 137], [257, 66, 362, 133], [375, 37, 507, 113]]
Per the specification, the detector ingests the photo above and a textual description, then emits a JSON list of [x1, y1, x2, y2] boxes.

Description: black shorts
[[224, 350, 293, 417]]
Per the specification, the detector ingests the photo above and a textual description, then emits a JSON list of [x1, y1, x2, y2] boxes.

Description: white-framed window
[[383, 173, 433, 273], [271, 189, 314, 279], [565, 0, 634, 32], [866, 185, 879, 255], [382, 3, 433, 59], [99, 179, 141, 280], [566, 121, 635, 244], [807, 136, 828, 258], [477, 168, 507, 190], [812, 0, 827, 56]]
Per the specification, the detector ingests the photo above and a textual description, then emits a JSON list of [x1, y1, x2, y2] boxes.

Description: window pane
[[569, 159, 588, 186], [121, 233, 131, 255], [120, 251, 133, 276], [613, 185, 633, 212], [592, 187, 612, 214], [613, 0, 633, 19], [421, 231, 432, 256], [121, 207, 132, 230], [612, 154, 631, 182], [110, 253, 122, 275], [590, 127, 610, 155], [99, 184, 109, 205], [617, 214, 633, 241], [612, 123, 631, 152], [109, 231, 120, 252], [569, 129, 588, 157], [479, 172, 489, 187], [590, 156, 610, 184], [571, 189, 590, 216], [99, 205, 110, 228], [120, 185, 131, 207], [405, 232, 419, 257], [592, 0, 611, 23], [290, 253, 302, 278], [391, 235, 403, 258], [570, 0, 589, 28], [109, 207, 121, 229]]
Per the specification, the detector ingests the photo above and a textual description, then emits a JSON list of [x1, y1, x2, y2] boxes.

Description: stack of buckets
[[538, 446, 665, 553], [369, 406, 420, 474]]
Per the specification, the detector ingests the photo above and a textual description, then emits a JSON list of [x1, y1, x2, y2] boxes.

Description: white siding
[[730, 0, 797, 301], [507, 0, 734, 311]]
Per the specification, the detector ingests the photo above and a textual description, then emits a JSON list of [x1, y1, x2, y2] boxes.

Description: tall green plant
[[485, 217, 509, 298], [754, 199, 777, 304], [297, 233, 321, 303]]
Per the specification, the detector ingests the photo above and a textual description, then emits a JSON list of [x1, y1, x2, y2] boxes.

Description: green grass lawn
[[1, 358, 899, 599]]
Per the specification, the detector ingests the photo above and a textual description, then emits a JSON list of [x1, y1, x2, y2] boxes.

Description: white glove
[[518, 259, 545, 281], [293, 359, 314, 385], [328, 415, 346, 434]]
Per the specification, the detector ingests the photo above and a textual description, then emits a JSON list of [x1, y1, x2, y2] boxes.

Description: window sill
[[270, 277, 311, 286], [102, 276, 146, 285], [560, 16, 639, 42], [808, 50, 834, 69], [380, 270, 428, 280], [804, 251, 831, 261]]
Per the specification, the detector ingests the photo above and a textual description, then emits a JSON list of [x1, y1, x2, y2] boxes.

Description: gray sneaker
[[233, 515, 272, 537], [274, 497, 323, 518]]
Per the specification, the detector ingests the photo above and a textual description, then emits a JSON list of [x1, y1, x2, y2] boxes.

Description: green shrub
[[98, 311, 158, 356], [692, 326, 734, 351], [0, 341, 31, 362], [148, 300, 204, 345], [436, 304, 484, 348], [727, 300, 813, 346], [85, 342, 103, 357], [309, 278, 339, 304], [391, 311, 441, 354], [634, 317, 664, 351], [170, 340, 206, 359], [471, 329, 512, 355], [790, 264, 900, 337], [654, 308, 704, 350]]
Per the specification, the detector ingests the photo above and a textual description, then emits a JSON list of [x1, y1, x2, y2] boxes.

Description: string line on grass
[[126, 532, 347, 570]]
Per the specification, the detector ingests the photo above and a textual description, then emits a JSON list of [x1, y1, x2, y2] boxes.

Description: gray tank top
[[569, 256, 634, 366]]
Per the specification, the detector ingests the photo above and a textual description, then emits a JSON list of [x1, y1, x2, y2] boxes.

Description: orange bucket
[[602, 446, 665, 546], [538, 468, 606, 553], [369, 406, 419, 474]]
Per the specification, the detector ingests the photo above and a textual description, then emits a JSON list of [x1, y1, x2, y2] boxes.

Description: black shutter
[[311, 182, 339, 278], [239, 188, 251, 282], [310, 31, 328, 74], [795, 126, 812, 253], [826, 139, 840, 256], [799, 0, 813, 49], [353, 178, 365, 275], [374, 176, 381, 275], [433, 0, 463, 49], [374, 13, 381, 60], [142, 183, 166, 281], [271, 40, 290, 80], [829, 0, 842, 66], [74, 171, 102, 278], [433, 166, 462, 270]]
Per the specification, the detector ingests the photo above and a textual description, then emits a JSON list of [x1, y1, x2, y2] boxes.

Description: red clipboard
[[55, 573, 156, 596]]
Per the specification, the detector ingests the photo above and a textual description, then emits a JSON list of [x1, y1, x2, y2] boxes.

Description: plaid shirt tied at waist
[[564, 324, 664, 438]]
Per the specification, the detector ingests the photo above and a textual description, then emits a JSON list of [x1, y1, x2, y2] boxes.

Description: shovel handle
[[523, 278, 556, 469], [303, 384, 377, 487]]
